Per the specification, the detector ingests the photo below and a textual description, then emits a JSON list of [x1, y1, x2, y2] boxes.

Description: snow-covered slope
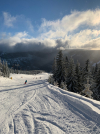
[[0, 73, 100, 134]]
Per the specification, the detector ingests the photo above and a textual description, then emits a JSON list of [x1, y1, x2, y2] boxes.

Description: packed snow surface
[[0, 73, 100, 134]]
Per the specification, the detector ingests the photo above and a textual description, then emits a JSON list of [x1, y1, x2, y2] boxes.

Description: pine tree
[[82, 77, 93, 98], [52, 57, 57, 81], [63, 56, 68, 82], [94, 64, 98, 80], [83, 59, 95, 98], [67, 57, 77, 92], [2, 61, 10, 77], [75, 61, 83, 93], [64, 56, 69, 68], [56, 50, 66, 86], [93, 67, 100, 100], [83, 59, 92, 83], [91, 66, 95, 77], [5, 61, 10, 77], [2, 61, 6, 77], [0, 58, 2, 76], [95, 63, 98, 73]]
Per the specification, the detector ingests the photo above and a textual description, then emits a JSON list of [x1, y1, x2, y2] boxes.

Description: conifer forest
[[48, 50, 100, 101]]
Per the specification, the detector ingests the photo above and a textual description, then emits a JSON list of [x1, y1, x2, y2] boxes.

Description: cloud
[[1, 9, 100, 51], [81, 37, 100, 50], [3, 12, 16, 27], [36, 9, 100, 50], [0, 30, 100, 53], [39, 9, 100, 40], [26, 20, 34, 32], [3, 12, 34, 32], [0, 32, 6, 39], [0, 31, 28, 46], [0, 31, 69, 53], [69, 29, 100, 48]]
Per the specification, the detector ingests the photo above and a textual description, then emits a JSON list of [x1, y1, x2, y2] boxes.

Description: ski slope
[[0, 73, 100, 134]]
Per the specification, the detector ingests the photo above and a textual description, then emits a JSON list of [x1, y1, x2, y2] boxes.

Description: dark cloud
[[0, 39, 71, 72], [56, 39, 70, 49], [0, 43, 13, 52], [81, 42, 99, 49], [0, 42, 47, 53], [12, 42, 46, 52], [0, 39, 70, 53], [1, 39, 100, 72]]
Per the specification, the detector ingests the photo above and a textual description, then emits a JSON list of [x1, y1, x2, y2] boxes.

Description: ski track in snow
[[0, 73, 100, 134]]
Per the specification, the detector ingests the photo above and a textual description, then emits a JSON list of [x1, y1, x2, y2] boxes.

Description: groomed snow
[[0, 73, 100, 134]]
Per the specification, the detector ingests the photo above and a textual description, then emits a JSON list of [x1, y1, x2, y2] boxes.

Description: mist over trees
[[48, 50, 100, 101]]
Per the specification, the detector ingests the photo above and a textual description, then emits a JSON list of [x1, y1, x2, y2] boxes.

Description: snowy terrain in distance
[[0, 73, 100, 134]]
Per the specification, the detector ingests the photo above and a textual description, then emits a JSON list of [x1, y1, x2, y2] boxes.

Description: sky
[[0, 0, 100, 52]]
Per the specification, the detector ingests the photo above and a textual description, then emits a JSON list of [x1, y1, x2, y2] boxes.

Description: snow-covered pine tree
[[91, 64, 99, 99], [82, 77, 93, 98], [56, 50, 66, 86], [48, 75, 54, 85], [83, 59, 92, 83], [54, 81, 59, 87], [64, 56, 69, 68], [91, 66, 95, 77], [83, 59, 95, 98], [60, 81, 67, 90], [65, 56, 68, 62], [93, 67, 100, 100], [10, 67, 13, 73], [63, 56, 68, 82], [95, 63, 98, 73], [67, 56, 77, 92], [0, 58, 2, 76], [92, 63, 98, 80], [2, 61, 6, 77], [5, 61, 10, 77], [52, 57, 57, 81], [94, 63, 98, 79], [2, 61, 10, 77], [75, 61, 84, 93]]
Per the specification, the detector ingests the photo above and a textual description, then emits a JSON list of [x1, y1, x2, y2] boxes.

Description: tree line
[[0, 58, 44, 77], [0, 58, 10, 77], [48, 50, 100, 101]]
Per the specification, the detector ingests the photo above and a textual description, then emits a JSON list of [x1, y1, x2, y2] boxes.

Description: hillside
[[0, 73, 100, 133]]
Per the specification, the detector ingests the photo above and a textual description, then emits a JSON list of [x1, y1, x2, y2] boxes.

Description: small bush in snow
[[54, 81, 59, 87], [48, 75, 54, 85], [60, 81, 67, 90]]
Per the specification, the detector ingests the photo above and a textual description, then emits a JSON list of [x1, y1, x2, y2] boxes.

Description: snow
[[92, 60, 100, 66], [0, 73, 100, 133]]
